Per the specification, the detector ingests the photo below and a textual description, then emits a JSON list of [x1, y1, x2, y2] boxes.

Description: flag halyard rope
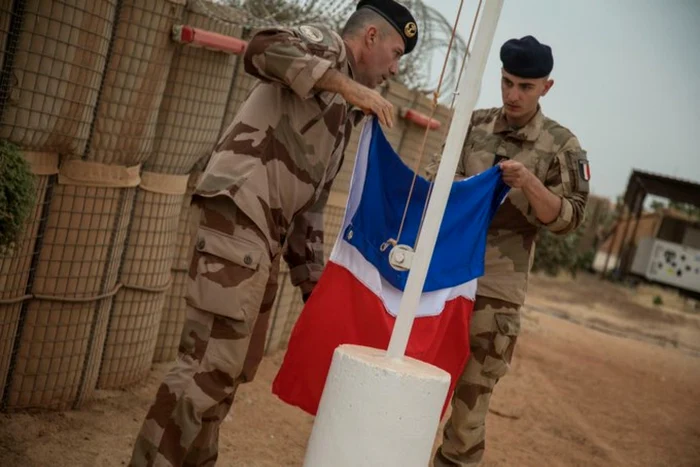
[[415, 0, 483, 241], [383, 0, 483, 254]]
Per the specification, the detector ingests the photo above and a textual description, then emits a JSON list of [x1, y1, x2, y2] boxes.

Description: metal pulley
[[388, 244, 415, 271]]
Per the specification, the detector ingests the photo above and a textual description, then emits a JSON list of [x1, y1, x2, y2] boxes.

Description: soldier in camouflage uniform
[[129, 1, 419, 465], [427, 36, 591, 466]]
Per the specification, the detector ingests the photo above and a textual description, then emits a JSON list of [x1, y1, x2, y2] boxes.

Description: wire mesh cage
[[0, 152, 57, 408], [31, 183, 134, 301], [116, 176, 188, 290], [84, 0, 185, 165], [0, 0, 467, 414], [396, 97, 453, 174], [0, 4, 10, 70], [98, 174, 187, 388], [3, 178, 135, 410], [145, 0, 243, 174], [5, 297, 113, 410], [153, 268, 187, 363], [153, 171, 200, 363], [97, 289, 164, 389], [0, 0, 117, 156]]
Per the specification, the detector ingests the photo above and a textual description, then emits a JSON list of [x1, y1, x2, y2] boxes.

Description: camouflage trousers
[[434, 296, 521, 467], [129, 197, 280, 467]]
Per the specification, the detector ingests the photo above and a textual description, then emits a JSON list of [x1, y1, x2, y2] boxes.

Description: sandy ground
[[2, 272, 700, 467]]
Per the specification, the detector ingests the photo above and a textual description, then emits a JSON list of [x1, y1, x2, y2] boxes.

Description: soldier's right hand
[[344, 83, 394, 128]]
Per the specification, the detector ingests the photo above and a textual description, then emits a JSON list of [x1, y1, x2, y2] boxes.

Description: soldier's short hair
[[351, 0, 418, 54], [341, 8, 395, 40]]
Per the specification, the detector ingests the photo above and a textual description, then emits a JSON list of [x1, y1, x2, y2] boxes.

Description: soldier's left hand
[[498, 160, 534, 189]]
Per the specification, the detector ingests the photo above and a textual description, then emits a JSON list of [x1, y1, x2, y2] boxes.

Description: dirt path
[[1, 273, 699, 466]]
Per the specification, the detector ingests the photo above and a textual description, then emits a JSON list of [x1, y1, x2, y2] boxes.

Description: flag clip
[[389, 244, 414, 271]]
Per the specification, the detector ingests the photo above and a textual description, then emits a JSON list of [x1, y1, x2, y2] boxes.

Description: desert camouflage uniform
[[426, 106, 590, 466], [129, 22, 364, 467]]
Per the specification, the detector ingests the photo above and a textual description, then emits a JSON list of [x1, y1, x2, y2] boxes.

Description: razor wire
[[197, 0, 469, 100]]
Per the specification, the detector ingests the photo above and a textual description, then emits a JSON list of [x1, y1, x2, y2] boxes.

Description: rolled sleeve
[[288, 55, 334, 99], [538, 141, 589, 235], [542, 196, 576, 234], [243, 24, 342, 99]]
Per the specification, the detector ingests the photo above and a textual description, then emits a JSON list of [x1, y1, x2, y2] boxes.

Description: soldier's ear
[[365, 25, 379, 48], [542, 78, 554, 96]]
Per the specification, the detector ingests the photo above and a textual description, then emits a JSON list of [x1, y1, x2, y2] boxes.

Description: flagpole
[[386, 0, 504, 359]]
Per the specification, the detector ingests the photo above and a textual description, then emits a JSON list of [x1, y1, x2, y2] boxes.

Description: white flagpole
[[386, 0, 504, 359]]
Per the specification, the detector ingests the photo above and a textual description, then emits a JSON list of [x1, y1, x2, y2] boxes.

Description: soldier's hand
[[498, 160, 534, 189], [344, 82, 394, 128]]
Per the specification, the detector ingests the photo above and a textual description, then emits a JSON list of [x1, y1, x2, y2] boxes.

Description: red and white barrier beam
[[400, 108, 442, 130], [172, 25, 247, 55]]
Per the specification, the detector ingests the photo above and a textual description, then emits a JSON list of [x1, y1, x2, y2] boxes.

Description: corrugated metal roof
[[623, 169, 700, 209]]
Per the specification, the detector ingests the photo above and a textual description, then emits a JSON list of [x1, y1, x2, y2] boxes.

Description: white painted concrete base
[[303, 344, 451, 467]]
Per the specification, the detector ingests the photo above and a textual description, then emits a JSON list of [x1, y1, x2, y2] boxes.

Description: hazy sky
[[426, 0, 700, 201]]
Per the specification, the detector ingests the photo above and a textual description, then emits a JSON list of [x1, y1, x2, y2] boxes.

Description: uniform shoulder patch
[[564, 148, 590, 193], [578, 158, 591, 182], [299, 25, 324, 43]]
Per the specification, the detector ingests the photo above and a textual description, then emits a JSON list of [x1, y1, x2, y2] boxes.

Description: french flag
[[272, 117, 509, 417]]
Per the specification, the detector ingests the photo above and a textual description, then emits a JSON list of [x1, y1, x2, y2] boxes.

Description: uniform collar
[[342, 44, 366, 126], [493, 105, 544, 142], [345, 43, 358, 80]]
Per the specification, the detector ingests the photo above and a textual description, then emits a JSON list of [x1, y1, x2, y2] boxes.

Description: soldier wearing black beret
[[356, 0, 419, 55], [501, 35, 553, 79], [430, 34, 591, 467], [497, 35, 556, 124]]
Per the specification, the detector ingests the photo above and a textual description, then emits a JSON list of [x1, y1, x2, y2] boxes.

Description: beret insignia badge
[[404, 22, 417, 39]]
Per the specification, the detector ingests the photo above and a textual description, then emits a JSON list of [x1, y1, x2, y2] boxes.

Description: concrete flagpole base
[[303, 344, 451, 467]]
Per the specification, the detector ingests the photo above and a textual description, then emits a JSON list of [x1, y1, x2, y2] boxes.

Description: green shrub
[[0, 140, 36, 252], [531, 216, 598, 278], [532, 228, 582, 277]]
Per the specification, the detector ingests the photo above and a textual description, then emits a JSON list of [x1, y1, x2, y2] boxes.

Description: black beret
[[357, 0, 418, 54], [500, 35, 553, 78]]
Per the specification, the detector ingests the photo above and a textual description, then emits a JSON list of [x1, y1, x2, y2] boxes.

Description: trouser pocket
[[481, 312, 520, 380], [186, 224, 270, 334]]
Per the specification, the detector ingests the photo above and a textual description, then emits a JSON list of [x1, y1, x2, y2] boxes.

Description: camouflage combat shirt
[[427, 106, 590, 305], [193, 23, 365, 290]]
